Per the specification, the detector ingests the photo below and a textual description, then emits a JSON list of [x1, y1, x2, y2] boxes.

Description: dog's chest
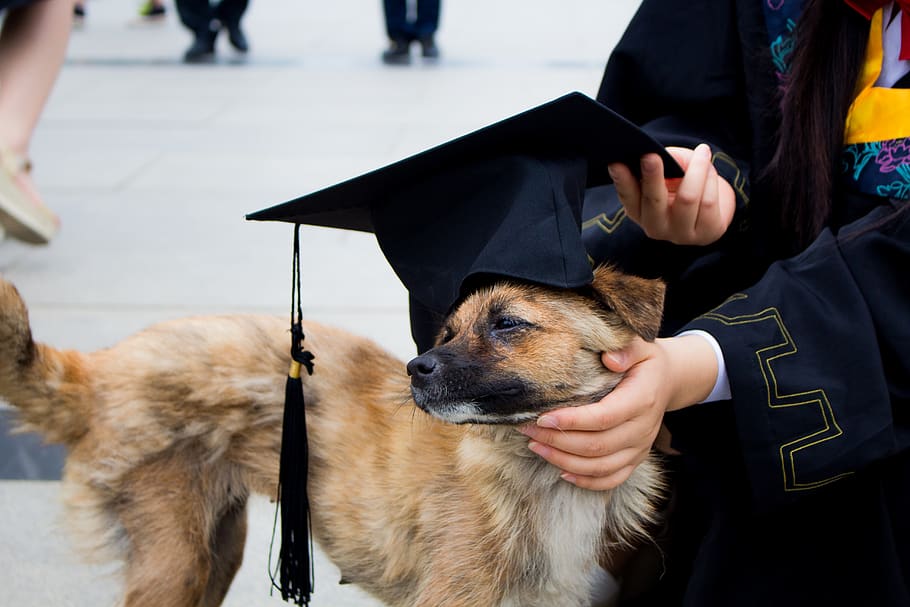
[[505, 481, 609, 606], [461, 436, 611, 606], [540, 482, 609, 577]]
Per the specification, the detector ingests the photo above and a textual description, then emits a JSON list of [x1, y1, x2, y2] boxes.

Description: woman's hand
[[517, 334, 719, 490], [608, 144, 736, 246]]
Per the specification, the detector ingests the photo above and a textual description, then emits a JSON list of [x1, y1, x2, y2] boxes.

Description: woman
[[519, 1, 910, 605]]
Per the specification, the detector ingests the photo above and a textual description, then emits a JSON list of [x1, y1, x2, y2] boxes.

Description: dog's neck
[[455, 425, 610, 514]]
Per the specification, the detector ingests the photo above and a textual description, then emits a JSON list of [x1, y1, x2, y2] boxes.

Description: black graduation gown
[[582, 1, 910, 605], [675, 199, 910, 607]]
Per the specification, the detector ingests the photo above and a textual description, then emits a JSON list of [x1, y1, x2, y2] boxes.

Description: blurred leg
[[212, 0, 248, 30], [382, 0, 412, 64], [413, 0, 439, 58], [0, 0, 70, 240], [175, 0, 218, 62], [0, 0, 73, 158], [175, 0, 212, 33], [413, 0, 439, 38], [383, 0, 408, 40], [213, 0, 249, 52]]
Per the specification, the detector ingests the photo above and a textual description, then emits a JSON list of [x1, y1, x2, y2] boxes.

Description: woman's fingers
[[527, 442, 646, 481], [638, 154, 669, 236], [693, 161, 721, 244], [609, 145, 735, 246], [671, 143, 712, 239], [521, 415, 652, 459], [608, 162, 642, 222]]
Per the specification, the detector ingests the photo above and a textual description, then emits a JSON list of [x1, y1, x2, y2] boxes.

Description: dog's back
[[0, 277, 413, 605]]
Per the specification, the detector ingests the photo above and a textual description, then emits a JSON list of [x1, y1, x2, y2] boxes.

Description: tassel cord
[[269, 223, 315, 605]]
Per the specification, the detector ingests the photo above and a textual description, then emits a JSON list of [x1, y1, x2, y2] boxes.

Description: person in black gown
[[518, 2, 910, 605]]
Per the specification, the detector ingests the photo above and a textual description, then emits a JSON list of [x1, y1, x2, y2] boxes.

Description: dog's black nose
[[407, 353, 439, 378]]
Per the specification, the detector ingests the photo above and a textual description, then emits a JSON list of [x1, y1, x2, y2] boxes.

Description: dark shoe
[[419, 36, 439, 59], [382, 38, 411, 65], [226, 24, 248, 52], [183, 30, 217, 63], [73, 3, 85, 27]]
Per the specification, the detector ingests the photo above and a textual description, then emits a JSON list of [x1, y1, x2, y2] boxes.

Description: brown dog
[[0, 265, 665, 607]]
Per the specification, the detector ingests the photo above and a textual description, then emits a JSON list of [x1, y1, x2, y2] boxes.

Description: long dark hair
[[765, 0, 869, 252]]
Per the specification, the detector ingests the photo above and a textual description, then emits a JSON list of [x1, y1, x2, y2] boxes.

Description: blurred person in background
[[176, 0, 248, 63], [381, 0, 440, 65]]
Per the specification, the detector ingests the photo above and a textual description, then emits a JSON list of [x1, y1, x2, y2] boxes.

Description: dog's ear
[[588, 265, 665, 341]]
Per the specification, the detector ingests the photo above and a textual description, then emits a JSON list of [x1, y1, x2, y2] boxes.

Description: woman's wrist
[[678, 329, 731, 403], [659, 334, 720, 411]]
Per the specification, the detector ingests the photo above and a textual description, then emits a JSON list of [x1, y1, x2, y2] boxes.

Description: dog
[[0, 264, 665, 607]]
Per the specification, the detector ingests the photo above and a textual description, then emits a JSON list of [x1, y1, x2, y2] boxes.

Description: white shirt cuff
[[677, 329, 731, 403]]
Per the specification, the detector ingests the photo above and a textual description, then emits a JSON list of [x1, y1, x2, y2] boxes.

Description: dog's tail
[[0, 277, 92, 444]]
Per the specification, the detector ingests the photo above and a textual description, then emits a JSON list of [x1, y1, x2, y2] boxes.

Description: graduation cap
[[245, 91, 681, 605]]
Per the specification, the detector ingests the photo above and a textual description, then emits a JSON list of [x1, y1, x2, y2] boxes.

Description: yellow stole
[[844, 9, 910, 144]]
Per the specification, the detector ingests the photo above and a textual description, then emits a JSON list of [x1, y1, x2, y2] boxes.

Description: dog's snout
[[406, 353, 439, 378]]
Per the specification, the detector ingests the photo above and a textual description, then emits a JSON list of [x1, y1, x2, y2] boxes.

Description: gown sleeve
[[595, 0, 753, 206], [682, 201, 910, 510], [584, 0, 760, 333]]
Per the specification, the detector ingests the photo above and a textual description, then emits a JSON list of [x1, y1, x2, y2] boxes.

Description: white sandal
[[0, 148, 59, 245]]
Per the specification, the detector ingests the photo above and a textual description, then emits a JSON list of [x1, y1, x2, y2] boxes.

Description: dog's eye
[[440, 326, 455, 343], [492, 316, 528, 332]]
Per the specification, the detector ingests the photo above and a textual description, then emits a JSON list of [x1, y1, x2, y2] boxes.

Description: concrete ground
[[0, 0, 639, 604]]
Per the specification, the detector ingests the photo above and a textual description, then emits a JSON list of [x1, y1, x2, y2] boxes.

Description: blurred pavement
[[0, 0, 638, 605]]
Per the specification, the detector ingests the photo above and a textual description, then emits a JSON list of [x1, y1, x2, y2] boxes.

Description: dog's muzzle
[[407, 351, 534, 424]]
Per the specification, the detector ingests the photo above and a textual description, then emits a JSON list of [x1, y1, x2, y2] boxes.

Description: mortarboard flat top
[[247, 92, 681, 231], [247, 92, 681, 318]]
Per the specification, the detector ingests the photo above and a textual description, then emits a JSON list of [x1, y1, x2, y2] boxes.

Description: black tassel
[[270, 224, 316, 605]]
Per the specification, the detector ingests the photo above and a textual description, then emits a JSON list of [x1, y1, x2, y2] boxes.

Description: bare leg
[[0, 0, 73, 153], [0, 0, 72, 210]]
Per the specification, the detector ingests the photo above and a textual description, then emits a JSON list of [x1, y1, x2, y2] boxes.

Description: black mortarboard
[[245, 91, 681, 605], [250, 92, 681, 348]]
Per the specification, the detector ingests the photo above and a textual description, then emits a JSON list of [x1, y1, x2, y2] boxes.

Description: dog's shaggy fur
[[0, 265, 665, 607]]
